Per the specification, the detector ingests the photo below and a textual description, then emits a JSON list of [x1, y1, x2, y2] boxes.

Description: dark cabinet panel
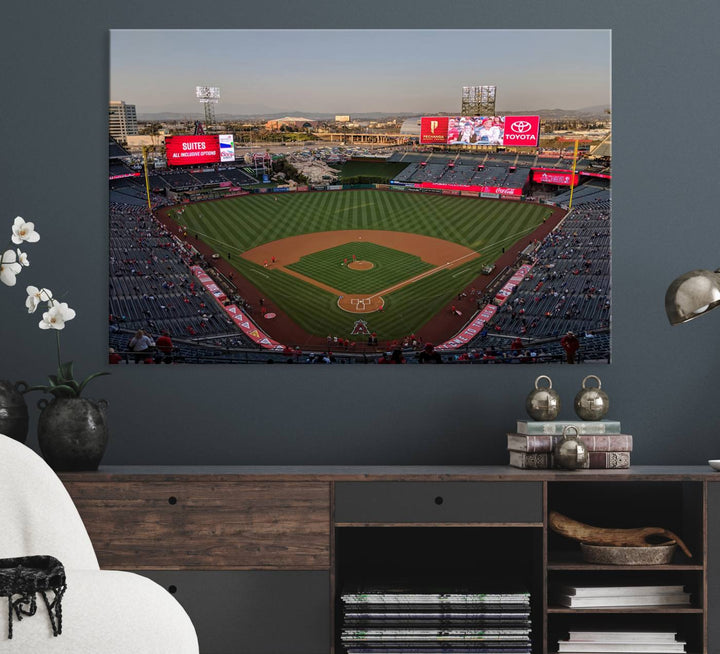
[[138, 570, 330, 654], [708, 482, 720, 653], [335, 481, 543, 524]]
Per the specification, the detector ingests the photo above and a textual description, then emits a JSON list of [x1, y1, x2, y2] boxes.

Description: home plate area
[[338, 295, 385, 313]]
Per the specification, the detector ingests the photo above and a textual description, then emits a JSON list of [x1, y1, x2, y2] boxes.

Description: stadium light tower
[[461, 85, 496, 116], [196, 85, 220, 129]]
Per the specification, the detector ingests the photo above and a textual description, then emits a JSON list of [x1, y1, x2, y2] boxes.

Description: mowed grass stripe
[[176, 190, 549, 250], [169, 190, 552, 339], [286, 242, 433, 294]]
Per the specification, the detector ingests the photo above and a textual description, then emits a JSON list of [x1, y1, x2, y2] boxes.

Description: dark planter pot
[[0, 380, 29, 443], [37, 398, 109, 471]]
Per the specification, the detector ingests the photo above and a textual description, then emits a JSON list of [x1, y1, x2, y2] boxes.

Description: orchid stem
[[56, 329, 62, 370]]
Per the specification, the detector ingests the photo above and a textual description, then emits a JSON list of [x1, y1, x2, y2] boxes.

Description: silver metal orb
[[574, 375, 609, 421], [554, 426, 589, 470], [525, 375, 561, 421]]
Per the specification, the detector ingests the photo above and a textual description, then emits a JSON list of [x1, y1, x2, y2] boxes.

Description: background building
[[265, 116, 318, 130], [109, 100, 138, 142]]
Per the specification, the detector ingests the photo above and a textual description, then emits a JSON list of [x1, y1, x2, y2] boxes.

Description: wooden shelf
[[548, 605, 703, 614], [547, 551, 701, 571], [548, 563, 704, 571]]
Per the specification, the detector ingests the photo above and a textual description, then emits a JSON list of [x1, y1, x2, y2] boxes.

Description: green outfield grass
[[171, 190, 551, 340], [286, 242, 433, 294]]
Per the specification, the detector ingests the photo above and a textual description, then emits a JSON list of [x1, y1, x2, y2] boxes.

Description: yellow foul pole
[[567, 139, 579, 211], [142, 146, 152, 211]]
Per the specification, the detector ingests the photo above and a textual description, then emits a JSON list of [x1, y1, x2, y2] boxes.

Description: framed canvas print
[[109, 29, 611, 365]]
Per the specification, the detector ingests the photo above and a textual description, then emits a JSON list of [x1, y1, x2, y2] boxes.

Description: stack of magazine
[[551, 584, 691, 608], [340, 586, 532, 653], [556, 631, 686, 653]]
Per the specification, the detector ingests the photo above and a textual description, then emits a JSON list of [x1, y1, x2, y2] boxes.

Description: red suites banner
[[165, 136, 220, 166]]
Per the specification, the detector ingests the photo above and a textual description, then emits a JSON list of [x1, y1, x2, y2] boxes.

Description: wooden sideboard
[[60, 466, 720, 654]]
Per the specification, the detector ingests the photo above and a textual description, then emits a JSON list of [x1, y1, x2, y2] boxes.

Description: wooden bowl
[[580, 542, 677, 565]]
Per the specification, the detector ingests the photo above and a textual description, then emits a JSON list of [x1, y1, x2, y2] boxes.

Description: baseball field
[[169, 189, 552, 340]]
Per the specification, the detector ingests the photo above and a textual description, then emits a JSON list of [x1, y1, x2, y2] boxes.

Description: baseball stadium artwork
[[109, 30, 611, 364]]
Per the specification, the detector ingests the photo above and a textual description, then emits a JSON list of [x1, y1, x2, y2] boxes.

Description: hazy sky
[[111, 30, 611, 116]]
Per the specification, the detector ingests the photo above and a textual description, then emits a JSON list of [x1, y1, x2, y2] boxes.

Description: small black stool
[[0, 555, 66, 639]]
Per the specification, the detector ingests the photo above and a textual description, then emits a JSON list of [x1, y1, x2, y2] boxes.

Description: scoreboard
[[165, 134, 235, 166], [420, 116, 540, 147]]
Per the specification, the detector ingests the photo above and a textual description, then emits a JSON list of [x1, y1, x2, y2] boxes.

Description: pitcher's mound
[[348, 260, 374, 271]]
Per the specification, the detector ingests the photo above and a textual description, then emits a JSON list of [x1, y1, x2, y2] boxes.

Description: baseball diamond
[[162, 189, 553, 341]]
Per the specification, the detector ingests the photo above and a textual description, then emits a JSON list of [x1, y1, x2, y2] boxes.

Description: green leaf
[[48, 384, 78, 398], [58, 361, 74, 383], [77, 371, 110, 396], [25, 384, 51, 394], [47, 375, 58, 387]]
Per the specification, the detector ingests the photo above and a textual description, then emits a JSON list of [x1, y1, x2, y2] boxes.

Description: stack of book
[[557, 630, 686, 653], [551, 584, 691, 609], [507, 420, 632, 469], [340, 586, 532, 653]]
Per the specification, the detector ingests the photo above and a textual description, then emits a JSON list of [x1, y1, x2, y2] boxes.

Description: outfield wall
[[241, 182, 538, 203]]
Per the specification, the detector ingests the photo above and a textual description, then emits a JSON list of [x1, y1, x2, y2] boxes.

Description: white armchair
[[0, 434, 199, 653]]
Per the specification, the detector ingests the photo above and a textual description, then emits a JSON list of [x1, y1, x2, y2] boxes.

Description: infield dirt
[[240, 230, 479, 268]]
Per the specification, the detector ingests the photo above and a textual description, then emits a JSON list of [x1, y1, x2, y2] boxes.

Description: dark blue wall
[[2, 1, 719, 465]]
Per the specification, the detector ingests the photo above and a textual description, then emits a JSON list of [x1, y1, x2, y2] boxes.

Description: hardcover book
[[557, 643, 684, 653], [507, 433, 632, 453], [508, 451, 630, 469], [553, 592, 690, 608], [566, 631, 679, 642], [556, 585, 684, 597], [516, 420, 621, 435]]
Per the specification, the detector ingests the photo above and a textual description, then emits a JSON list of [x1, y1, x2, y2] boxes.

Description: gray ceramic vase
[[37, 397, 109, 471], [0, 380, 29, 443]]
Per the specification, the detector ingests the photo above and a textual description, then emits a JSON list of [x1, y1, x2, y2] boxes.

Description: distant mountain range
[[137, 105, 610, 122]]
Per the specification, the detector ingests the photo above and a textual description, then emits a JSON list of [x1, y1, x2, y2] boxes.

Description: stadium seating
[[108, 137, 130, 159], [109, 162, 136, 178], [109, 202, 262, 356], [552, 180, 610, 206], [456, 198, 610, 361]]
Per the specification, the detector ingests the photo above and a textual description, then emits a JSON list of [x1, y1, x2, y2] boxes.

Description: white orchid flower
[[0, 249, 22, 286], [39, 301, 76, 330], [26, 286, 53, 313], [11, 217, 40, 245], [16, 249, 29, 266]]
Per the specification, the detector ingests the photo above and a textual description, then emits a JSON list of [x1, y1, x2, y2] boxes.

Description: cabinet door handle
[[434, 496, 444, 505], [168, 496, 178, 505]]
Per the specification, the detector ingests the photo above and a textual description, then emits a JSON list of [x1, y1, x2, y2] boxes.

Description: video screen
[[165, 135, 235, 166], [165, 135, 220, 166], [420, 115, 540, 147], [448, 116, 505, 145]]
